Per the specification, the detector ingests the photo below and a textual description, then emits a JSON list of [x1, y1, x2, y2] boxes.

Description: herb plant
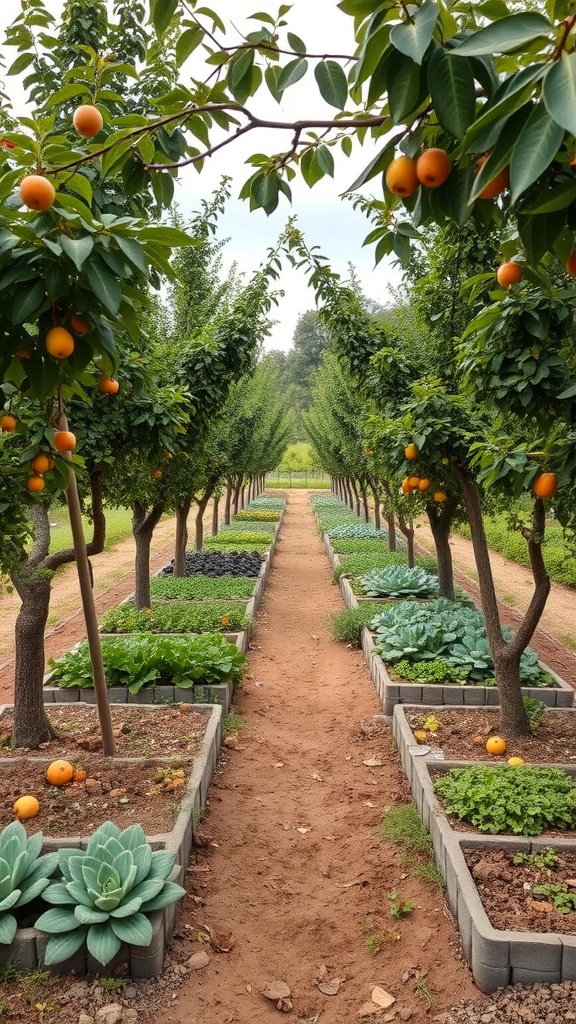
[[434, 765, 576, 835], [328, 604, 385, 646], [0, 822, 58, 944], [532, 883, 576, 913], [357, 566, 439, 598], [233, 510, 280, 522], [204, 531, 272, 547], [512, 848, 559, 870], [327, 524, 388, 540], [149, 575, 256, 601], [392, 659, 469, 685], [49, 634, 246, 693], [202, 539, 270, 553], [36, 822, 185, 965], [331, 539, 396, 555], [99, 600, 249, 635]]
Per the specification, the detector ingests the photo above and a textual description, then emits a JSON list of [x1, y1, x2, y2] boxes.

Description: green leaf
[[518, 208, 566, 264], [65, 173, 93, 205], [447, 164, 475, 225], [228, 48, 254, 90], [100, 135, 136, 179], [509, 101, 564, 204], [265, 65, 282, 102], [524, 180, 576, 214], [315, 145, 334, 176], [74, 904, 110, 925], [175, 27, 202, 66], [60, 235, 94, 272], [7, 53, 35, 76], [427, 47, 476, 139], [314, 60, 348, 108], [86, 922, 122, 966], [110, 912, 153, 946], [11, 281, 46, 324], [138, 226, 197, 246], [250, 171, 280, 213], [43, 928, 87, 965], [557, 382, 576, 399], [388, 53, 426, 123], [277, 57, 308, 92], [287, 32, 306, 53], [151, 0, 178, 34], [83, 255, 122, 315], [35, 907, 80, 932], [451, 13, 553, 56], [389, 0, 438, 66], [469, 103, 533, 202], [542, 52, 576, 136], [45, 83, 88, 108], [461, 63, 546, 154], [0, 914, 17, 944], [346, 138, 399, 191]]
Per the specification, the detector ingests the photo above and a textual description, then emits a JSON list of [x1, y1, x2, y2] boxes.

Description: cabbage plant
[[357, 565, 438, 598], [0, 821, 58, 944], [35, 821, 185, 965]]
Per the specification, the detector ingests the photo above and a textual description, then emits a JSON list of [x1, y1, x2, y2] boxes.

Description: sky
[[1, 0, 397, 352]]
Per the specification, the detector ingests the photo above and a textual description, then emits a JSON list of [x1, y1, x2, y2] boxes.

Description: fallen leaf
[[371, 987, 396, 1009], [297, 827, 312, 834], [311, 773, 324, 782], [262, 981, 291, 1001], [317, 977, 343, 996], [362, 757, 384, 767]]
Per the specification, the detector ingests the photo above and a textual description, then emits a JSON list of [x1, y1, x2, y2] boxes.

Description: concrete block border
[[0, 701, 222, 977], [392, 702, 576, 991]]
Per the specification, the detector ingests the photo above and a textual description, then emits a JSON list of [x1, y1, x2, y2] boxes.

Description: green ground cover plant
[[434, 765, 576, 835], [330, 538, 395, 555], [371, 598, 550, 685], [327, 524, 388, 540], [379, 803, 444, 889], [205, 531, 272, 547], [334, 552, 437, 582], [48, 506, 135, 555], [233, 510, 280, 522], [99, 600, 250, 634], [391, 659, 470, 685], [357, 565, 439, 598], [247, 497, 285, 510], [223, 520, 277, 534], [328, 604, 386, 646], [202, 539, 269, 553], [149, 576, 256, 601], [49, 634, 246, 693], [456, 514, 576, 588]]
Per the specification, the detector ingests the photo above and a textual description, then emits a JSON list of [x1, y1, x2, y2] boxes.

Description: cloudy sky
[[1, 0, 396, 351]]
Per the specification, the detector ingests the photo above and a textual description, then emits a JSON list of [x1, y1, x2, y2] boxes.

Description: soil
[[402, 706, 576, 764], [465, 847, 576, 936], [0, 493, 576, 1024], [0, 705, 208, 836]]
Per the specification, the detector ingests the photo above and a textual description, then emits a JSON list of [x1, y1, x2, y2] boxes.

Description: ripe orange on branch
[[532, 472, 557, 499], [53, 430, 76, 453], [27, 476, 45, 492], [416, 148, 451, 188], [31, 453, 54, 474], [70, 314, 89, 335], [566, 252, 576, 276], [385, 155, 419, 197], [0, 413, 17, 432], [19, 174, 55, 211], [73, 104, 104, 138], [496, 261, 523, 289], [476, 157, 509, 200], [404, 443, 419, 460], [434, 490, 447, 503], [46, 326, 75, 359], [99, 376, 120, 394]]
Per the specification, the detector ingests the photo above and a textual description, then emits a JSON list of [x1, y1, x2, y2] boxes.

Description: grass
[[327, 604, 385, 646], [223, 710, 247, 736], [48, 505, 136, 554], [455, 512, 576, 588], [379, 803, 444, 889]]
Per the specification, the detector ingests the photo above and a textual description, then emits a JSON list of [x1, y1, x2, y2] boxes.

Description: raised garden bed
[[0, 702, 222, 977], [391, 702, 576, 992]]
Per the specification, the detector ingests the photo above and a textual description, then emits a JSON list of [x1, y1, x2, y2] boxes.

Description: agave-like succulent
[[0, 820, 58, 944], [35, 821, 186, 966]]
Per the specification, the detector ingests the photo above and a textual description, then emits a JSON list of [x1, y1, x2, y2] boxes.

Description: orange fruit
[[476, 157, 509, 200], [434, 490, 447, 502], [72, 104, 104, 138], [53, 430, 76, 452], [404, 443, 419, 460], [532, 472, 557, 499], [418, 478, 431, 491], [401, 477, 412, 494], [385, 155, 419, 198], [507, 756, 524, 765], [19, 174, 56, 211], [0, 413, 17, 432], [165, 452, 174, 460], [31, 453, 54, 474], [27, 475, 45, 492], [46, 759, 74, 786], [13, 795, 40, 820], [485, 735, 507, 756], [46, 326, 74, 359], [99, 376, 120, 394], [416, 148, 452, 188], [566, 252, 576, 276], [72, 768, 87, 783], [496, 261, 523, 289], [407, 476, 420, 489], [152, 468, 162, 479], [70, 314, 89, 335]]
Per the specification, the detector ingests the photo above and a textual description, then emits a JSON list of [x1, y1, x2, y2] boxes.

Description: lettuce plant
[[327, 524, 388, 539], [36, 822, 186, 966], [357, 565, 439, 598], [0, 821, 58, 944]]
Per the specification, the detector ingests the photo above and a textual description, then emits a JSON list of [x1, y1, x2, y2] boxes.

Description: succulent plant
[[0, 820, 58, 944], [35, 821, 186, 966], [357, 565, 439, 598]]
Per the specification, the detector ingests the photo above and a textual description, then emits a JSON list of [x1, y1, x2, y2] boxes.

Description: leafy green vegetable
[[99, 600, 250, 634], [434, 765, 576, 834], [392, 658, 469, 685], [357, 565, 439, 598], [334, 551, 437, 581], [49, 633, 246, 693], [327, 523, 388, 539], [246, 497, 284, 510], [149, 575, 256, 601], [233, 510, 280, 521], [204, 531, 272, 546]]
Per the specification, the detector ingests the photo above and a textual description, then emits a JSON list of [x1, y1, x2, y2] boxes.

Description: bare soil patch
[[0, 705, 208, 836], [465, 847, 576, 936]]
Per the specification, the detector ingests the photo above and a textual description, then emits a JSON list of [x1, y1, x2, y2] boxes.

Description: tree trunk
[[174, 497, 191, 577], [133, 501, 164, 608], [371, 485, 381, 530], [350, 478, 361, 517], [241, 483, 246, 509], [345, 477, 354, 509], [195, 489, 213, 550], [386, 515, 397, 551], [396, 514, 414, 567], [359, 479, 369, 522], [426, 497, 457, 601], [456, 468, 533, 736], [233, 478, 242, 516], [212, 495, 220, 536], [224, 479, 233, 524]]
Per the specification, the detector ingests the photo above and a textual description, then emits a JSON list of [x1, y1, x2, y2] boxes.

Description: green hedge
[[456, 514, 576, 588]]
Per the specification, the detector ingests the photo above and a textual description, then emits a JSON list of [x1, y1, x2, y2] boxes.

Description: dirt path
[[0, 516, 179, 702], [414, 520, 576, 686], [154, 491, 476, 1024]]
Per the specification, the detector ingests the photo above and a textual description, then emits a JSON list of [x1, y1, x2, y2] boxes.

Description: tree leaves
[[451, 12, 553, 56], [278, 58, 308, 93], [389, 0, 439, 66], [427, 48, 476, 140], [314, 60, 348, 108], [509, 102, 565, 204], [542, 52, 576, 137]]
